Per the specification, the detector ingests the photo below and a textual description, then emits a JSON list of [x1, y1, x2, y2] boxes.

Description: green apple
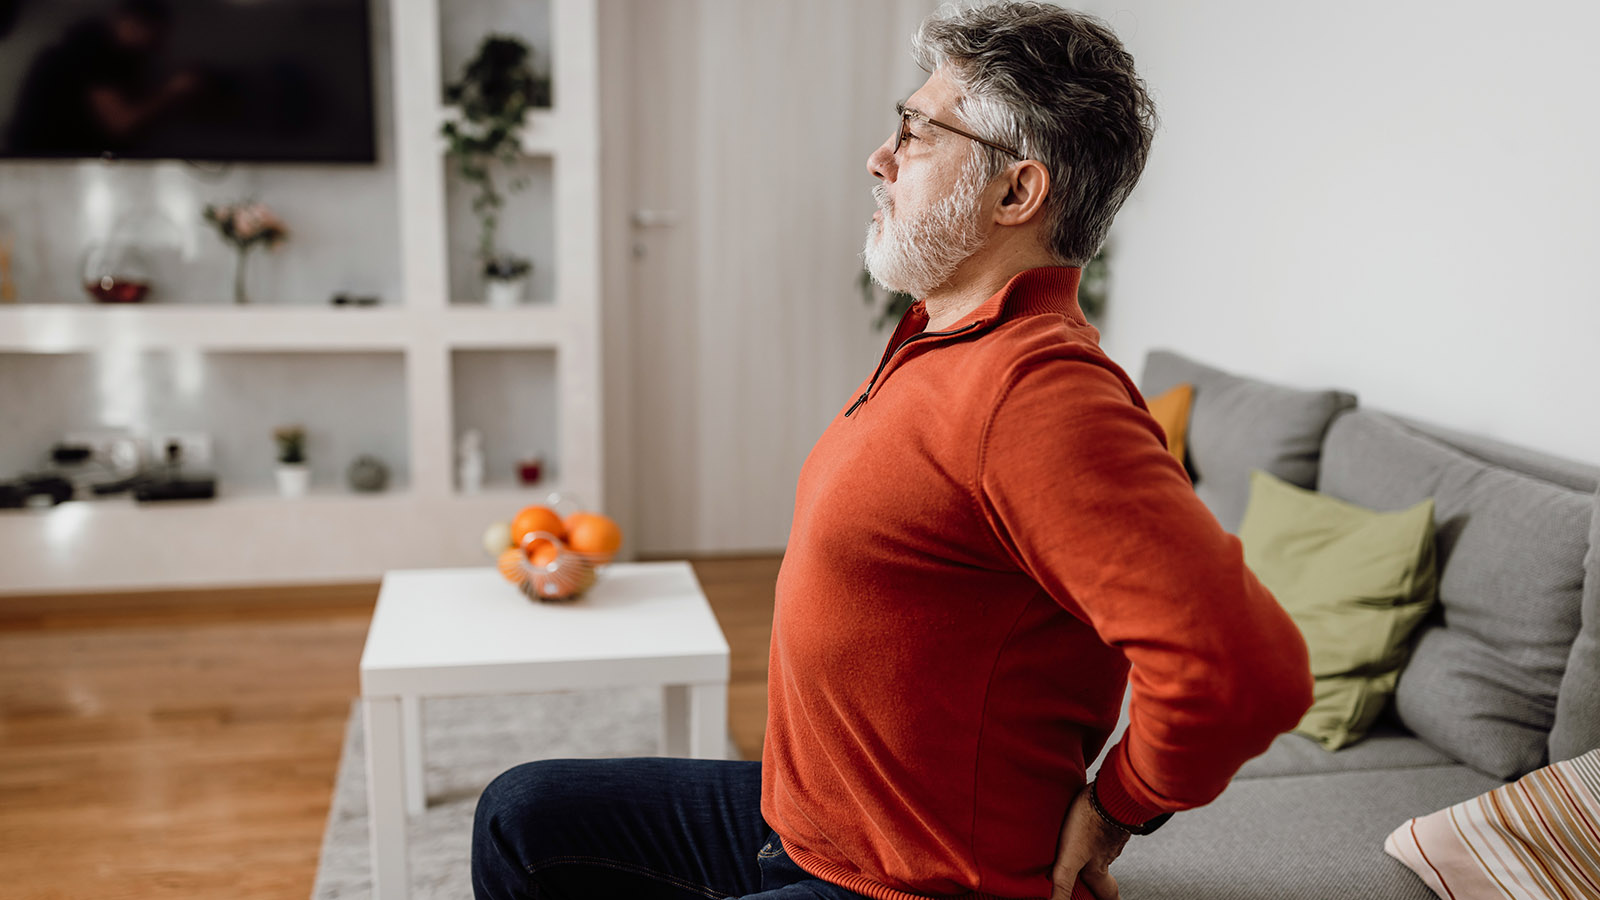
[[482, 521, 512, 558]]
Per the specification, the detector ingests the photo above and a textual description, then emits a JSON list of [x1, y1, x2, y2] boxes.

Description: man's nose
[[867, 138, 897, 183]]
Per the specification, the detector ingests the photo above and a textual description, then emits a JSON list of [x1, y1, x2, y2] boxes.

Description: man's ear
[[993, 160, 1051, 227]]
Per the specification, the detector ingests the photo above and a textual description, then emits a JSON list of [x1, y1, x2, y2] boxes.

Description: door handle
[[631, 209, 681, 228]]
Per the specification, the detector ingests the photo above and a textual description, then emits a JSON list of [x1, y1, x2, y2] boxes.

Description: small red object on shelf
[[517, 456, 543, 486], [85, 278, 150, 304]]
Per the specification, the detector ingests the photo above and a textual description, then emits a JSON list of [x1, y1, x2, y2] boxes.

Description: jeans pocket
[[756, 831, 784, 859]]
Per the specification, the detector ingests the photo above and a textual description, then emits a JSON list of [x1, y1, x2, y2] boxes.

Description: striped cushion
[[1383, 748, 1600, 899]]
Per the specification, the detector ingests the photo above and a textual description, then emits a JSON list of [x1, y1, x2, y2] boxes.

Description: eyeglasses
[[893, 102, 1022, 160]]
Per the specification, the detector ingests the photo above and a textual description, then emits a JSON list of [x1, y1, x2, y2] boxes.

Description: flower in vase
[[204, 201, 289, 250], [204, 200, 289, 304]]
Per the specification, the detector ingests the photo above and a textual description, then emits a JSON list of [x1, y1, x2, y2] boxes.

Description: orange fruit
[[511, 505, 566, 549], [564, 512, 622, 555], [497, 548, 528, 585], [527, 541, 561, 567]]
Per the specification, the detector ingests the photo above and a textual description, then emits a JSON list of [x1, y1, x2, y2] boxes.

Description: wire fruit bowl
[[498, 530, 615, 602]]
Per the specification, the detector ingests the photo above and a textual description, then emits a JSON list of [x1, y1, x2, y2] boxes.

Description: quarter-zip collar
[[936, 264, 1087, 333], [845, 265, 1086, 418]]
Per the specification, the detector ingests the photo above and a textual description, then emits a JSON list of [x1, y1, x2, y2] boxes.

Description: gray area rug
[[312, 687, 741, 900]]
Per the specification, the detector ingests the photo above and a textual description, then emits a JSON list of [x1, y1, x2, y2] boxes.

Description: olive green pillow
[[1238, 469, 1438, 750]]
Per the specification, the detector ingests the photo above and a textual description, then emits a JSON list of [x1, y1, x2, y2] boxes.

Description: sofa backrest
[[1137, 349, 1599, 778], [1315, 410, 1596, 779], [1139, 349, 1356, 532]]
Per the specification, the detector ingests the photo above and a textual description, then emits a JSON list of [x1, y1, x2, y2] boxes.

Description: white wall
[[1080, 0, 1600, 467]]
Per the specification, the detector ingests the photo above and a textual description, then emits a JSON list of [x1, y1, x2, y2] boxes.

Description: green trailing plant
[[860, 245, 1110, 329], [1078, 246, 1109, 323], [440, 35, 551, 280]]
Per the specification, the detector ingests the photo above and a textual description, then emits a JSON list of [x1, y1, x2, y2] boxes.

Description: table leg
[[364, 696, 410, 900], [662, 684, 689, 756], [689, 681, 728, 760], [402, 694, 425, 816]]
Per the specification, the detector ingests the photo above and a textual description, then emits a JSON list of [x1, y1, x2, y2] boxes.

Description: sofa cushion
[[1317, 410, 1592, 779], [1238, 470, 1438, 750], [1112, 765, 1505, 900], [1145, 382, 1194, 463], [1139, 350, 1357, 533], [1551, 488, 1600, 763], [1235, 723, 1455, 780]]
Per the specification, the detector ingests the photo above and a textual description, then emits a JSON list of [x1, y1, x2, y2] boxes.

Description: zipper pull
[[844, 391, 869, 418]]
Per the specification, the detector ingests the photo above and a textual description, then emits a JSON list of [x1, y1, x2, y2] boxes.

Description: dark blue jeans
[[472, 757, 870, 900]]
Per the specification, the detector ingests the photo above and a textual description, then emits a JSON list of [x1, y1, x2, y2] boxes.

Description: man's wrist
[[1088, 778, 1174, 836]]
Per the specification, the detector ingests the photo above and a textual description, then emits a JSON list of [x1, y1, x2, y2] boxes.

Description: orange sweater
[[761, 266, 1314, 900]]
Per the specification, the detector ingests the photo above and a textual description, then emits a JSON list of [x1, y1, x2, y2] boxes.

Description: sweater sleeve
[[976, 356, 1314, 824]]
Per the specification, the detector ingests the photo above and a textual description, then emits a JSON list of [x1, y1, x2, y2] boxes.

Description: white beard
[[862, 164, 989, 300]]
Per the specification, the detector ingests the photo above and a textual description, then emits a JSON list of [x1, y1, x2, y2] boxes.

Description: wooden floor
[[0, 556, 782, 900]]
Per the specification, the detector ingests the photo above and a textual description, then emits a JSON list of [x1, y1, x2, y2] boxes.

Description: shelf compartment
[[449, 348, 559, 496], [0, 349, 410, 496], [438, 0, 554, 110], [444, 153, 556, 307]]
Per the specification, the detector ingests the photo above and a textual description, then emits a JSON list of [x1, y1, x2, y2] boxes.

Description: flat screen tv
[[0, 0, 376, 163]]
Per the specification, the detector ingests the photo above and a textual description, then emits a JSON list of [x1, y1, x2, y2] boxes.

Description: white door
[[604, 0, 941, 557]]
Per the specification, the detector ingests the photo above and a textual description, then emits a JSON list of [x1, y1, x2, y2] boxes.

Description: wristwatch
[[1087, 779, 1174, 836]]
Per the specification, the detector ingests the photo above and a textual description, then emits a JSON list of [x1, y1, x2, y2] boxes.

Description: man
[[472, 4, 1313, 899]]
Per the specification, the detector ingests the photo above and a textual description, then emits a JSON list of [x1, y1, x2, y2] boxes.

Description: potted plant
[[483, 255, 532, 307], [441, 35, 551, 306], [273, 425, 309, 497], [203, 200, 289, 305]]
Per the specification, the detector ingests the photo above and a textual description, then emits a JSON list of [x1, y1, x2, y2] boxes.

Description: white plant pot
[[485, 277, 527, 308], [275, 463, 310, 497]]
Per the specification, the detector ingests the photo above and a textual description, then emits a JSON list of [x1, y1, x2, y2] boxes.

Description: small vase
[[485, 277, 527, 308], [233, 247, 252, 305], [275, 463, 310, 497]]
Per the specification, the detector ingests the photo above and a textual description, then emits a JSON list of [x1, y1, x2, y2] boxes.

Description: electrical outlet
[[150, 432, 213, 471], [63, 429, 144, 475]]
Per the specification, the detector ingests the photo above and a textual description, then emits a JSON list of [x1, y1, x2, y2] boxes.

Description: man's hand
[[1049, 782, 1131, 900]]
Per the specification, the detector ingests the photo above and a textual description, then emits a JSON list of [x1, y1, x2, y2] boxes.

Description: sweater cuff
[[1094, 747, 1172, 827]]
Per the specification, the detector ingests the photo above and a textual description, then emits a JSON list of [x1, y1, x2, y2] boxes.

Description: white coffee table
[[358, 561, 732, 900]]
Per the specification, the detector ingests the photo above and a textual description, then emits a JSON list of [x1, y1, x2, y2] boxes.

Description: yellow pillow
[[1146, 382, 1193, 464]]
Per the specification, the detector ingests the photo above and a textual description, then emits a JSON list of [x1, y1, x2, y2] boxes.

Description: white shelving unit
[[0, 0, 602, 595]]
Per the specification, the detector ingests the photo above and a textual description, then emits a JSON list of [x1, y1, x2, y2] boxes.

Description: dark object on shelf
[[50, 443, 93, 464], [0, 474, 74, 507], [517, 456, 544, 486], [132, 477, 216, 503], [347, 454, 389, 492], [89, 473, 144, 495], [330, 292, 381, 306]]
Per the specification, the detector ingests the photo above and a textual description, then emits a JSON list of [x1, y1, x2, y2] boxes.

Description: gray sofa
[[1089, 349, 1600, 900]]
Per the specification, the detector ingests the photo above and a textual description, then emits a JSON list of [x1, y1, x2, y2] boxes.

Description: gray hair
[[911, 2, 1157, 266]]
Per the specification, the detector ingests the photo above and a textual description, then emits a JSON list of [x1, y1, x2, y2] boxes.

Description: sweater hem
[[784, 842, 1019, 900]]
